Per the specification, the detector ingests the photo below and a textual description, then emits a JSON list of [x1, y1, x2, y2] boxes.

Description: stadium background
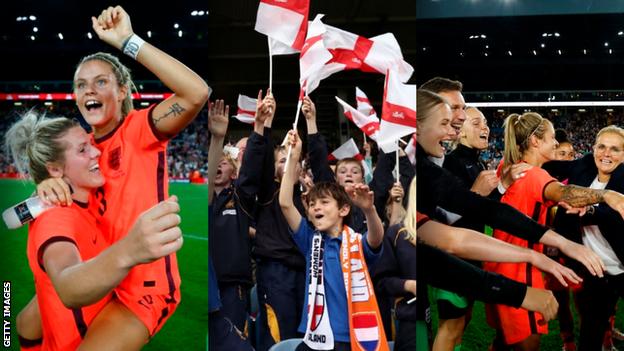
[[419, 1, 624, 350]]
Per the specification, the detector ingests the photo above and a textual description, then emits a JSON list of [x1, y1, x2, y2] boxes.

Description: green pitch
[[0, 179, 207, 350]]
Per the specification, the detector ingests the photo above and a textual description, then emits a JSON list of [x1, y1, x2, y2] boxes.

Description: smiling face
[[53, 126, 104, 199], [534, 123, 558, 163], [74, 59, 127, 137], [460, 108, 489, 150], [417, 102, 455, 157], [554, 142, 575, 160], [593, 132, 624, 179], [437, 90, 467, 137], [335, 160, 364, 187]]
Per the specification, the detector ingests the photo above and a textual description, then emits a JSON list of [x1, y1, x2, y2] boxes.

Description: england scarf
[[304, 226, 389, 351]]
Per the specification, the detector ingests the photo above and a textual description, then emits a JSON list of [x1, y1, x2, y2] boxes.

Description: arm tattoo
[[560, 184, 606, 207], [153, 103, 186, 125]]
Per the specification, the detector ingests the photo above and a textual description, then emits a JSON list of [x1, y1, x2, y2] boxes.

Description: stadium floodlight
[[541, 43, 545, 48], [33, 27, 38, 32], [58, 33, 64, 40], [532, 50, 537, 56], [30, 35, 35, 41], [507, 50, 512, 56], [605, 42, 609, 47], [29, 15, 36, 21], [558, 49, 562, 55], [16, 17, 22, 21], [610, 49, 613, 54], [87, 32, 92, 39], [147, 30, 152, 38], [554, 32, 560, 37], [178, 30, 183, 37], [191, 10, 198, 16], [619, 31, 624, 36], [583, 49, 587, 54], [174, 23, 179, 29], [198, 11, 205, 15]]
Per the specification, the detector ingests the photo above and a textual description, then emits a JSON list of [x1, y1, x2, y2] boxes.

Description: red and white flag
[[377, 70, 416, 153], [299, 14, 333, 93], [232, 94, 257, 124], [304, 20, 414, 93], [255, 0, 310, 54], [404, 133, 416, 165], [327, 138, 372, 178], [355, 87, 377, 118], [335, 96, 380, 141]]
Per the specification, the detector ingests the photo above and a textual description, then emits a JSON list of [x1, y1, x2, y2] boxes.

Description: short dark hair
[[554, 128, 569, 144], [421, 77, 463, 94], [308, 182, 352, 220]]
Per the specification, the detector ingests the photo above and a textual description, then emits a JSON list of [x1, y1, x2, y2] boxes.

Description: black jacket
[[416, 143, 548, 243], [443, 143, 501, 232], [238, 128, 306, 270], [545, 154, 624, 265]]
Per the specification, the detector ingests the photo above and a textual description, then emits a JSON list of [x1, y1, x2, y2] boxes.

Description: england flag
[[335, 96, 380, 141], [232, 94, 257, 124], [255, 0, 310, 54], [377, 70, 416, 153]]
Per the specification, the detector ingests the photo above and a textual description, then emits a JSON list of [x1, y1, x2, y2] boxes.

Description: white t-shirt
[[582, 177, 624, 275]]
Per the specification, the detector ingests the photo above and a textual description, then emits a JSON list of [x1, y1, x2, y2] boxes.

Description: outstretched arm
[[418, 219, 581, 286], [208, 100, 228, 203], [545, 182, 624, 219], [44, 198, 182, 308], [348, 183, 384, 249], [92, 6, 209, 139], [279, 130, 303, 232]]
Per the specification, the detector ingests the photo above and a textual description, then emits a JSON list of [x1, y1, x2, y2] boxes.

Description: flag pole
[[363, 131, 367, 144], [395, 140, 400, 181], [284, 97, 304, 174], [268, 37, 273, 92]]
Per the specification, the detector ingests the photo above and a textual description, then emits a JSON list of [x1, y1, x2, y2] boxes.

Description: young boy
[[279, 130, 389, 351]]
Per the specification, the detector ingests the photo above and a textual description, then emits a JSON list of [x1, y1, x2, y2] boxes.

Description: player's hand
[[92, 6, 134, 51], [122, 195, 183, 266], [500, 163, 532, 189], [470, 170, 499, 196], [208, 100, 229, 138], [521, 287, 558, 324], [559, 239, 605, 278], [530, 251, 581, 287], [37, 178, 72, 206]]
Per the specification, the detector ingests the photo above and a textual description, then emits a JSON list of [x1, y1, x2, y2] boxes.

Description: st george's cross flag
[[404, 133, 416, 165], [327, 138, 372, 179], [255, 0, 310, 54], [377, 70, 416, 153], [335, 96, 380, 141], [299, 14, 333, 93], [232, 94, 257, 124], [303, 19, 414, 94], [355, 87, 377, 118]]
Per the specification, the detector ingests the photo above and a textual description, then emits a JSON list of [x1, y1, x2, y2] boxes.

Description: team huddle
[[417, 77, 624, 351]]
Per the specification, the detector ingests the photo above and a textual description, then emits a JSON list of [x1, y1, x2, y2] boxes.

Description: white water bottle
[[2, 196, 54, 229]]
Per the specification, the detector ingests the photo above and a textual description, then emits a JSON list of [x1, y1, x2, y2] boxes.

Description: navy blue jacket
[[544, 154, 624, 265]]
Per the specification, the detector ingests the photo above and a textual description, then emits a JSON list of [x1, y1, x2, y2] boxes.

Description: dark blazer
[[544, 153, 624, 265]]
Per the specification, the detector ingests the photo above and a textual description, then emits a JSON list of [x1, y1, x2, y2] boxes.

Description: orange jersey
[[91, 106, 180, 333], [484, 165, 557, 344], [27, 203, 111, 350]]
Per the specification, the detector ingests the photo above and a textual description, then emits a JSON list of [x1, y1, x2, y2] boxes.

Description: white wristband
[[497, 182, 507, 194], [121, 34, 145, 60]]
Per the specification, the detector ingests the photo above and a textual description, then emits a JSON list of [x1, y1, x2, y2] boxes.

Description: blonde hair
[[596, 125, 624, 146], [417, 89, 448, 126], [75, 52, 136, 117], [4, 111, 79, 184], [503, 112, 552, 164], [398, 177, 416, 246]]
